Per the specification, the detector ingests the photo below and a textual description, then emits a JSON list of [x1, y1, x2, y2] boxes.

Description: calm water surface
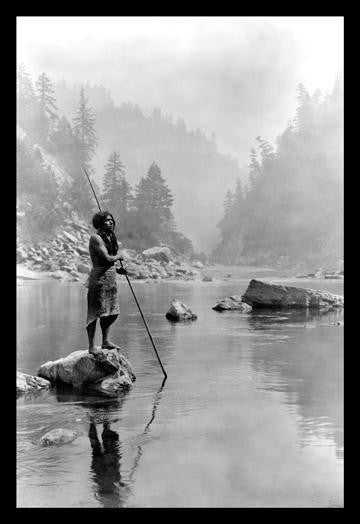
[[16, 267, 344, 507]]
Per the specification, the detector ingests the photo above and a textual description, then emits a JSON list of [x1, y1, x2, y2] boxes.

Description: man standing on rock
[[86, 211, 127, 355]]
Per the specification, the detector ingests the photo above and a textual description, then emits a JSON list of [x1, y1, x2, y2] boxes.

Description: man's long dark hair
[[92, 211, 118, 255]]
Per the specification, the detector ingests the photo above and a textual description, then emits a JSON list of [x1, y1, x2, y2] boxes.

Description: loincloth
[[86, 266, 120, 326]]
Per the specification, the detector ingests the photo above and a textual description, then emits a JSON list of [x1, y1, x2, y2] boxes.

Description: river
[[16, 266, 344, 508]]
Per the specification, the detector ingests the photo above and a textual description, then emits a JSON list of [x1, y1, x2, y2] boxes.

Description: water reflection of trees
[[246, 308, 343, 456]]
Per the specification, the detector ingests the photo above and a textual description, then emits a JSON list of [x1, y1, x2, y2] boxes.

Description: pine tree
[[17, 63, 36, 108], [134, 162, 175, 242], [223, 189, 234, 216], [233, 178, 244, 205], [247, 148, 261, 194], [276, 122, 295, 158], [35, 72, 59, 137], [255, 136, 275, 164], [72, 87, 98, 168], [49, 116, 82, 174], [102, 151, 133, 221], [219, 179, 244, 235], [17, 63, 38, 134], [68, 88, 98, 218], [136, 162, 174, 220], [294, 83, 313, 133], [217, 189, 234, 239]]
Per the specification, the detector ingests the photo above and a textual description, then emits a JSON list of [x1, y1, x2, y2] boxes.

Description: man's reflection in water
[[88, 416, 130, 508], [55, 381, 166, 508], [83, 376, 166, 507]]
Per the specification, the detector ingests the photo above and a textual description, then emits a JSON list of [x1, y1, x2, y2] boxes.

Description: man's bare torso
[[89, 234, 114, 268]]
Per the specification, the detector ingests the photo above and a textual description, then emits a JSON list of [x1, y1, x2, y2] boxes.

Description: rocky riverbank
[[295, 265, 343, 280], [17, 215, 211, 283]]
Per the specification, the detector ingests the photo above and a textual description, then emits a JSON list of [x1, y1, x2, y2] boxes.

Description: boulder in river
[[39, 428, 82, 447], [38, 349, 136, 397], [17, 371, 51, 397], [242, 279, 344, 309], [212, 296, 252, 312], [166, 299, 197, 321]]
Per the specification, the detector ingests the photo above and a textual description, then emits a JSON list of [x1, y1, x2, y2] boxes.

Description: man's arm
[[90, 234, 124, 264]]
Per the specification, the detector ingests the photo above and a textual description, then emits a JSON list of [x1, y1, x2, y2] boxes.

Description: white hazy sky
[[17, 16, 343, 166]]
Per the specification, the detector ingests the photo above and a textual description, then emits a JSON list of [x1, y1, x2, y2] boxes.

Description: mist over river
[[16, 266, 343, 508]]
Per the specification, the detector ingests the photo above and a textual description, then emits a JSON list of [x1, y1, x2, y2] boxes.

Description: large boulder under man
[[86, 211, 128, 355]]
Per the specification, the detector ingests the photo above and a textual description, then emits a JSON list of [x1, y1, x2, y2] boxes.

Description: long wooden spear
[[83, 167, 167, 379]]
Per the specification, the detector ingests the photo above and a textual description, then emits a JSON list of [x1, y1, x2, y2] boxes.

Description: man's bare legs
[[100, 315, 120, 349], [87, 320, 102, 354], [87, 315, 120, 353]]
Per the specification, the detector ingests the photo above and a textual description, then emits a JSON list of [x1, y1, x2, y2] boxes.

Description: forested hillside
[[53, 81, 244, 252], [212, 77, 343, 270], [16, 65, 204, 255], [17, 64, 343, 269]]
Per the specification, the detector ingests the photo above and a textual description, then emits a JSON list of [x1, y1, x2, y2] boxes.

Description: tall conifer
[[102, 151, 133, 222], [35, 72, 59, 137], [72, 87, 98, 168]]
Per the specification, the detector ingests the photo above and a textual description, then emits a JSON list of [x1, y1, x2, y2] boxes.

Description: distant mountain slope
[[54, 82, 246, 252], [17, 125, 72, 188]]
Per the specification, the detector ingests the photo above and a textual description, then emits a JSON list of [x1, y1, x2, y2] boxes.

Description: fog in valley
[[17, 16, 343, 267], [16, 17, 344, 509]]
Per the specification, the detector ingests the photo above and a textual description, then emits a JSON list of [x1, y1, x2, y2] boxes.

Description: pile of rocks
[[124, 247, 202, 281], [17, 217, 91, 282], [295, 266, 344, 280], [17, 219, 209, 282]]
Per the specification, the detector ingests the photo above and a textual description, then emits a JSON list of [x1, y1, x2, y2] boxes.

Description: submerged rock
[[17, 372, 51, 397], [39, 428, 81, 446], [242, 279, 344, 309], [38, 349, 136, 397], [166, 299, 197, 321], [212, 296, 252, 312]]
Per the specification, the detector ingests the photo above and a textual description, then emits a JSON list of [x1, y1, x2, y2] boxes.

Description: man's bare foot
[[101, 341, 121, 350], [89, 346, 103, 355]]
